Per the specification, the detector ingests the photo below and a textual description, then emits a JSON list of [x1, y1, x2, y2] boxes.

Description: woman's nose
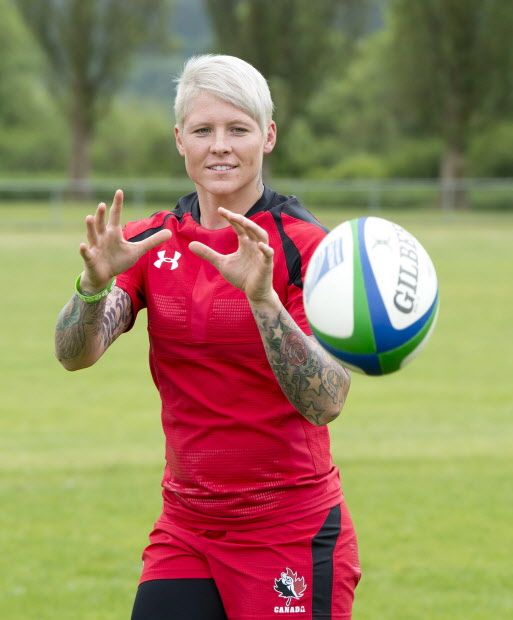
[[210, 130, 232, 154]]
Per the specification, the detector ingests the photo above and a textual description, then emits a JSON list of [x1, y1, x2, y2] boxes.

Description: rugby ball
[[304, 217, 439, 375]]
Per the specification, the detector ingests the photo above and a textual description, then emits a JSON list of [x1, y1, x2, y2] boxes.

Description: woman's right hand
[[79, 189, 172, 292]]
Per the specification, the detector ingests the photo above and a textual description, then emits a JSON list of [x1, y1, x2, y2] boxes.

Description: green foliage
[[385, 138, 443, 178], [387, 0, 513, 154], [384, 0, 513, 206], [0, 0, 41, 125], [12, 0, 173, 181], [13, 0, 172, 119], [2, 0, 513, 183], [280, 117, 328, 176], [277, 32, 399, 178], [0, 0, 68, 173], [468, 122, 513, 177], [92, 101, 183, 177], [0, 124, 67, 173], [317, 153, 387, 180]]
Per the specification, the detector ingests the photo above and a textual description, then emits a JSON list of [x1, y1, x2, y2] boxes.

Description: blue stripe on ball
[[314, 334, 383, 375], [358, 218, 436, 354]]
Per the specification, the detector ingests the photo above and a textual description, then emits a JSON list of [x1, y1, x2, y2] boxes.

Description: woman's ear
[[174, 125, 185, 156], [263, 121, 277, 154]]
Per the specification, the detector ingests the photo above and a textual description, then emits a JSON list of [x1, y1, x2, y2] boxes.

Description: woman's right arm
[[54, 189, 171, 371], [55, 286, 132, 371]]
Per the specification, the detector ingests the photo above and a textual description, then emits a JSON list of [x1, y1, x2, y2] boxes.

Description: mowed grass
[[1, 202, 512, 619]]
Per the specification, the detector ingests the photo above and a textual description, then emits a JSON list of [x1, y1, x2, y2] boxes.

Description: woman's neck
[[196, 181, 264, 229]]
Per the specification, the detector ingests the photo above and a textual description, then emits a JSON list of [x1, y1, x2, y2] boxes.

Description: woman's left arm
[[249, 293, 350, 425], [189, 207, 350, 425]]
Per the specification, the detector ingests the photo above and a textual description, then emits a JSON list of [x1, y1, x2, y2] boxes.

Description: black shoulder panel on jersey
[[281, 200, 329, 233], [245, 186, 279, 218], [127, 212, 175, 243], [269, 196, 328, 289], [272, 208, 304, 288], [173, 191, 201, 222]]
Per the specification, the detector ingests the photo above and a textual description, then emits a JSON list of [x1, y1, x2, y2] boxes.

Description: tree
[[203, 0, 374, 174], [0, 0, 37, 126], [13, 0, 172, 187], [284, 31, 398, 177], [0, 0, 68, 173], [387, 0, 513, 208]]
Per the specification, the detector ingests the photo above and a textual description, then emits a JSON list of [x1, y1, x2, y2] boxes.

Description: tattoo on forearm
[[55, 287, 132, 363], [253, 308, 350, 426], [101, 288, 132, 348], [55, 294, 104, 361]]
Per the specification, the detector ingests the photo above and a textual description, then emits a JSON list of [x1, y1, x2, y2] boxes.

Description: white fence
[[0, 177, 511, 228]]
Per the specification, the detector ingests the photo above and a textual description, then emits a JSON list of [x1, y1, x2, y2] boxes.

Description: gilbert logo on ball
[[304, 217, 439, 375]]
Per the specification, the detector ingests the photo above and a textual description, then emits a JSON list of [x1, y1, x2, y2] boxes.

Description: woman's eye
[[232, 127, 248, 134], [194, 127, 210, 135]]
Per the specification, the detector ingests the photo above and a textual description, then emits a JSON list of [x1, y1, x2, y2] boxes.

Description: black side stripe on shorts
[[312, 504, 341, 619]]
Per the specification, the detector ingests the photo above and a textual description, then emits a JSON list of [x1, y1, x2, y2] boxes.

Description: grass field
[[1, 201, 512, 619]]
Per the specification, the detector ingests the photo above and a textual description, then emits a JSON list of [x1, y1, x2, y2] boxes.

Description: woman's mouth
[[208, 165, 237, 172]]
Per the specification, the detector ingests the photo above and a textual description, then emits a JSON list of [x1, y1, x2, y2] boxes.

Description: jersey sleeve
[[115, 211, 173, 330], [115, 264, 146, 331], [281, 216, 327, 335], [114, 222, 148, 330]]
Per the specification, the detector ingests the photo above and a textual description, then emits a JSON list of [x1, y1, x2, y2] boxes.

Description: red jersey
[[116, 187, 342, 529]]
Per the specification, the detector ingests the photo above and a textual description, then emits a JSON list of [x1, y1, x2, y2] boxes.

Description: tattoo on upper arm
[[253, 310, 349, 426]]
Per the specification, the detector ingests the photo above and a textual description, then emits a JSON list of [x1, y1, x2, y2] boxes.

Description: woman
[[55, 55, 360, 620]]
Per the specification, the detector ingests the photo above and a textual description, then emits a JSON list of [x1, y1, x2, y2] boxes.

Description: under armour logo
[[153, 250, 182, 270]]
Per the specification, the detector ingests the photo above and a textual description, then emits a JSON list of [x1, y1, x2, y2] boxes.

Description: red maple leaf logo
[[274, 567, 307, 606]]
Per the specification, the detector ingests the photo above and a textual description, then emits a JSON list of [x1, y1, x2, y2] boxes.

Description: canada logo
[[273, 568, 307, 613]]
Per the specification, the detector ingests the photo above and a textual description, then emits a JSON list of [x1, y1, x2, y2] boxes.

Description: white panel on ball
[[303, 221, 354, 339]]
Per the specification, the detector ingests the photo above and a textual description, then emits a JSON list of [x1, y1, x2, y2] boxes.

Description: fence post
[[369, 181, 381, 212], [133, 182, 146, 217], [50, 186, 64, 228]]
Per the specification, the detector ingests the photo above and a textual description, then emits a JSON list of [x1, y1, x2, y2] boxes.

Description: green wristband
[[75, 274, 116, 303]]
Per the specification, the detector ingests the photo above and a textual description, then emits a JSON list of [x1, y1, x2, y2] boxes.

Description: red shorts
[[139, 502, 361, 620]]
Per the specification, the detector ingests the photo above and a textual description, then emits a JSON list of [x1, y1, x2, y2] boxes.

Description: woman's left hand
[[189, 208, 275, 304]]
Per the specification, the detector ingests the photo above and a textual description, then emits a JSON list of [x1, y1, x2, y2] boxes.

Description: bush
[[92, 100, 184, 177], [468, 122, 513, 177], [385, 138, 442, 178], [0, 129, 67, 172], [325, 153, 387, 179], [307, 153, 387, 181]]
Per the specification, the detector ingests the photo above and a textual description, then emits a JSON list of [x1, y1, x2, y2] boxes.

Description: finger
[[242, 217, 269, 243], [219, 208, 268, 243], [95, 202, 107, 234], [136, 229, 172, 254], [189, 240, 223, 269], [244, 220, 268, 243], [228, 217, 248, 238], [85, 214, 98, 246], [79, 242, 92, 262], [258, 241, 274, 260], [218, 209, 250, 238], [108, 189, 124, 228]]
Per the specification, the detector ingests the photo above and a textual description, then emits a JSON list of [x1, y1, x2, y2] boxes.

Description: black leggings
[[131, 579, 228, 620]]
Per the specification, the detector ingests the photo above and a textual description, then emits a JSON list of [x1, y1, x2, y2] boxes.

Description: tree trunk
[[68, 103, 92, 199], [439, 142, 468, 211]]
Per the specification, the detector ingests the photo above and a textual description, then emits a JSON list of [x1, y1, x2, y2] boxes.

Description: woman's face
[[175, 91, 276, 200]]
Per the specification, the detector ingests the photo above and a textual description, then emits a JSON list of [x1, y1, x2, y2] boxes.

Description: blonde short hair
[[174, 55, 274, 133]]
